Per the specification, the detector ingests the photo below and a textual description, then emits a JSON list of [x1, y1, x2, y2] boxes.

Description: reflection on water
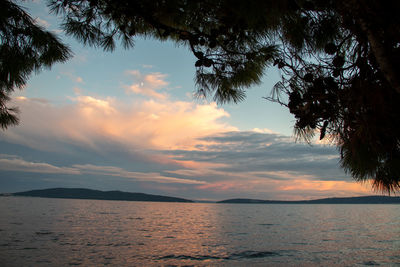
[[0, 197, 399, 266]]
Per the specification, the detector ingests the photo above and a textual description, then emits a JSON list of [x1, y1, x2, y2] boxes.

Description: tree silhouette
[[0, 0, 71, 129]]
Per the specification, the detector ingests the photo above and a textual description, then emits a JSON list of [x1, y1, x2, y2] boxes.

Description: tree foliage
[[4, 0, 400, 192], [0, 0, 71, 129]]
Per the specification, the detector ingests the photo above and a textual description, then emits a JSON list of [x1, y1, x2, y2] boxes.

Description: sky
[[0, 0, 377, 200]]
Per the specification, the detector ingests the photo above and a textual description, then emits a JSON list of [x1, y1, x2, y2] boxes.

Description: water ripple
[[158, 250, 280, 261], [35, 231, 53, 235], [158, 254, 221, 261], [363, 260, 380, 266], [228, 250, 280, 259]]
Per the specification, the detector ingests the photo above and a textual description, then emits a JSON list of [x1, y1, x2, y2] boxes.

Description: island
[[218, 196, 400, 204], [4, 188, 193, 203], [3, 188, 400, 204]]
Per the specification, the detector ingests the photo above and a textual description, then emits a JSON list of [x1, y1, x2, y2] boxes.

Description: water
[[0, 197, 399, 266]]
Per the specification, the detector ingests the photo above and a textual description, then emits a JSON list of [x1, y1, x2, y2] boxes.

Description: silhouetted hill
[[218, 196, 400, 204], [7, 188, 193, 203]]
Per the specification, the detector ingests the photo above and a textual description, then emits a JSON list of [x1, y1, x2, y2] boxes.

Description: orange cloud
[[7, 94, 235, 152], [196, 177, 373, 200], [277, 179, 372, 194], [75, 95, 116, 114]]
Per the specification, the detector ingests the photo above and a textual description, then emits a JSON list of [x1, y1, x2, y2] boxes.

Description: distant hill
[[5, 188, 193, 203], [4, 189, 400, 204], [218, 196, 400, 204]]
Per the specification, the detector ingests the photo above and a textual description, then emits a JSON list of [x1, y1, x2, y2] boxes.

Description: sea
[[0, 197, 399, 266]]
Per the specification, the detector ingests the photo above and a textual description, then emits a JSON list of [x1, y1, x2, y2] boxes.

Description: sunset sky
[[0, 0, 375, 200]]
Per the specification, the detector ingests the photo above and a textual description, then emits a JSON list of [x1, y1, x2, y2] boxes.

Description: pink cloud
[[5, 94, 235, 152], [125, 70, 169, 99]]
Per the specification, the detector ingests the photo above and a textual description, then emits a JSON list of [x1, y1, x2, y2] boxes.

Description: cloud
[[73, 164, 206, 184], [3, 91, 234, 154], [60, 71, 85, 83], [195, 178, 371, 200], [164, 131, 345, 181], [158, 130, 374, 199], [74, 95, 116, 114], [0, 154, 205, 185], [51, 29, 63, 34], [124, 70, 169, 99], [0, 155, 79, 175], [34, 17, 50, 28]]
